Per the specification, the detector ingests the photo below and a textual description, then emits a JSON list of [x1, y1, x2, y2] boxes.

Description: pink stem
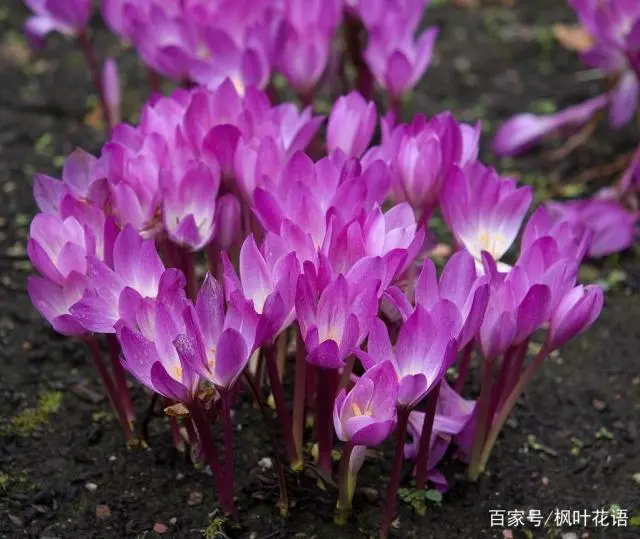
[[83, 335, 133, 442], [454, 342, 474, 393], [163, 397, 185, 452], [414, 381, 441, 489], [106, 334, 135, 423], [292, 328, 307, 469], [188, 401, 235, 516], [468, 356, 495, 481], [316, 367, 338, 479], [265, 345, 298, 465], [379, 407, 410, 539], [77, 31, 112, 137]]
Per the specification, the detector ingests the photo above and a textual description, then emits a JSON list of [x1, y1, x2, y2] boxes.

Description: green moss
[[202, 514, 228, 538], [5, 391, 63, 436]]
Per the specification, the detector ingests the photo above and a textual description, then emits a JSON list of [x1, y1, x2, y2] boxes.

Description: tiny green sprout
[[570, 437, 584, 456], [595, 426, 614, 440], [398, 488, 442, 516], [629, 515, 640, 527], [202, 513, 228, 539], [34, 132, 54, 155], [15, 213, 29, 228]]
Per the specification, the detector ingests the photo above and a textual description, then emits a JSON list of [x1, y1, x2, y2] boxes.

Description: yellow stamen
[[351, 402, 372, 416]]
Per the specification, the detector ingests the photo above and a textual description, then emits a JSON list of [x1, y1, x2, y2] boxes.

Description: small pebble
[[542, 476, 549, 486], [632, 472, 640, 485], [187, 491, 203, 506], [561, 533, 578, 539], [361, 487, 378, 502], [503, 530, 513, 539], [85, 482, 98, 493], [592, 399, 606, 411], [169, 517, 177, 525], [8, 514, 23, 527], [176, 472, 185, 480], [109, 455, 117, 462], [95, 504, 111, 520], [258, 457, 273, 470], [153, 522, 168, 534]]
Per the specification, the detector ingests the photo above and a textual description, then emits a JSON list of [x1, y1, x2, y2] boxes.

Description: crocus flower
[[34, 148, 108, 213], [24, 0, 92, 48], [413, 251, 490, 349], [478, 253, 551, 358], [327, 92, 377, 158], [28, 272, 88, 336], [545, 199, 638, 258], [71, 225, 186, 333], [440, 163, 533, 269], [173, 273, 259, 392], [491, 95, 609, 156], [222, 234, 300, 346], [367, 113, 480, 218], [333, 361, 399, 446], [275, 23, 331, 95], [27, 213, 94, 286], [295, 273, 380, 369], [116, 297, 198, 404], [520, 205, 592, 263], [365, 19, 438, 100], [356, 306, 457, 409], [547, 284, 604, 350], [161, 160, 221, 251]]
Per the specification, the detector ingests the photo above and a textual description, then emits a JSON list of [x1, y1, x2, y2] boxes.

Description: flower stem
[[83, 335, 133, 442], [379, 407, 410, 539], [106, 334, 135, 424], [501, 340, 528, 411], [316, 367, 338, 479], [164, 397, 186, 453], [335, 441, 355, 525], [77, 31, 112, 137], [454, 342, 474, 393], [468, 356, 494, 481], [414, 382, 441, 490], [243, 371, 289, 517], [344, 13, 373, 100], [189, 401, 235, 516], [478, 346, 548, 474], [265, 345, 298, 466], [292, 328, 307, 471], [487, 349, 515, 429]]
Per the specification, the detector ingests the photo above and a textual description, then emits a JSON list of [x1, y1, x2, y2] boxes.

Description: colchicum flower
[[24, 0, 92, 48]]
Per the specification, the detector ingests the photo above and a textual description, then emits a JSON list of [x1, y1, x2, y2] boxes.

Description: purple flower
[[413, 251, 490, 348], [28, 272, 88, 336], [545, 199, 638, 258], [521, 205, 593, 263], [70, 225, 185, 334], [333, 361, 399, 446], [222, 234, 300, 346], [356, 306, 457, 409], [161, 160, 221, 251], [116, 297, 198, 403], [478, 253, 551, 358], [548, 284, 604, 350], [365, 113, 480, 218], [34, 149, 108, 213], [327, 92, 377, 158], [296, 273, 380, 369], [365, 18, 438, 99], [441, 163, 533, 268], [275, 22, 331, 94], [27, 213, 93, 286], [24, 0, 92, 48], [173, 274, 259, 392], [491, 95, 609, 156]]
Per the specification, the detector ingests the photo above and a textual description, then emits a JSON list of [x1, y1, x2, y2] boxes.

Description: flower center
[[351, 403, 372, 417]]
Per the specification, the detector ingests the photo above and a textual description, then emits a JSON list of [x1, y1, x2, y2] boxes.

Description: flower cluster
[[22, 0, 614, 536]]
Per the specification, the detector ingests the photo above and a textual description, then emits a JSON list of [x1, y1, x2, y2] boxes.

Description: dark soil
[[1, 1, 639, 538]]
